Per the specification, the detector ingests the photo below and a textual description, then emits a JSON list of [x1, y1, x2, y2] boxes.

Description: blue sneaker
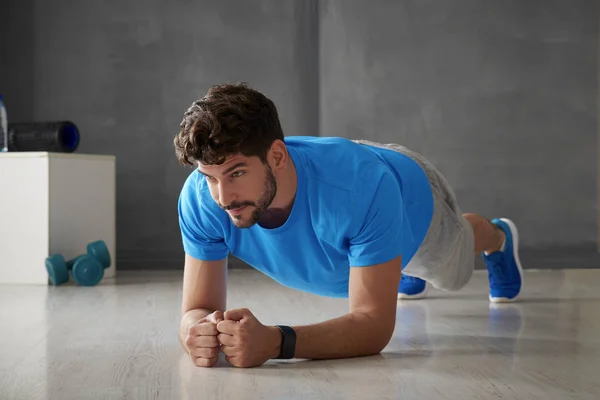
[[484, 218, 524, 303], [398, 275, 428, 299]]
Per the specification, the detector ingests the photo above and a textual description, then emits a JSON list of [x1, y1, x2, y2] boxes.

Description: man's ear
[[268, 139, 288, 170]]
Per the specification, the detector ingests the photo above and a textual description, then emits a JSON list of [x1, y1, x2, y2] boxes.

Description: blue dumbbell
[[45, 240, 111, 286]]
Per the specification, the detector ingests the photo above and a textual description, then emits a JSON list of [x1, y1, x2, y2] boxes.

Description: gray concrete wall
[[1, 0, 598, 270], [0, 0, 34, 121], [320, 0, 599, 267]]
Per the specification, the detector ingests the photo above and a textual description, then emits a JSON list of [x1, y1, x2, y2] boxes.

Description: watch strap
[[274, 325, 296, 359]]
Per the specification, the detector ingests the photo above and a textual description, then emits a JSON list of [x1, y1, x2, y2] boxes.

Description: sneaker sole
[[398, 284, 428, 300], [489, 218, 524, 303]]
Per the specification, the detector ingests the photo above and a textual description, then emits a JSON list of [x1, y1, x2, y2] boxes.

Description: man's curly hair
[[174, 82, 284, 167]]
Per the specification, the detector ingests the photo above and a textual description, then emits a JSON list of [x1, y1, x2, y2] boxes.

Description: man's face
[[197, 154, 277, 228]]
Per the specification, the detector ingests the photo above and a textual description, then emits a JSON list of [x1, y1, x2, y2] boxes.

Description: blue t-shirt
[[178, 136, 433, 298]]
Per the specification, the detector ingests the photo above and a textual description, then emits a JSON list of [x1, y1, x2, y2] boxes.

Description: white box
[[0, 152, 116, 284]]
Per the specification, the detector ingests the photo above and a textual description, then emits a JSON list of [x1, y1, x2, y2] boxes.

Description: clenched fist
[[184, 310, 224, 367], [216, 308, 282, 368]]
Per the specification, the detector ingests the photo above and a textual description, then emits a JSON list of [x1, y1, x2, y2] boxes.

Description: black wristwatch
[[274, 325, 296, 359]]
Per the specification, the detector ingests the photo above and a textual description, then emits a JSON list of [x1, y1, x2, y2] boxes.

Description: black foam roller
[[2, 121, 80, 153]]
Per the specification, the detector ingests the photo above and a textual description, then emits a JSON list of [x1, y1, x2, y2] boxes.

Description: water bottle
[[0, 95, 7, 152]]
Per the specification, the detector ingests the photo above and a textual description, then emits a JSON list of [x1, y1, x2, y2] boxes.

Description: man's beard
[[221, 166, 277, 229]]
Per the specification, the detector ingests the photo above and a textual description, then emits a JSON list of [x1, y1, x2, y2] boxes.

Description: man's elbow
[[370, 327, 395, 355], [356, 311, 396, 355]]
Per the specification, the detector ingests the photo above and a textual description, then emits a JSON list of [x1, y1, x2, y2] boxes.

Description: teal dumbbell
[[45, 240, 111, 286]]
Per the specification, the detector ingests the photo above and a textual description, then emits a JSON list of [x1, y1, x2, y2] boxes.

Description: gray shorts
[[354, 140, 475, 291]]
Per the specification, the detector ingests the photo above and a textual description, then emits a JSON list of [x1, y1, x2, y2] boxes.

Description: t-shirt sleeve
[[178, 177, 230, 261], [347, 166, 404, 267]]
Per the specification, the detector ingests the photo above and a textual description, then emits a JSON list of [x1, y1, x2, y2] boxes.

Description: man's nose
[[218, 183, 234, 207]]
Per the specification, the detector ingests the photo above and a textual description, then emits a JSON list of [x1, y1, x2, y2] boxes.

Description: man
[[173, 83, 523, 368]]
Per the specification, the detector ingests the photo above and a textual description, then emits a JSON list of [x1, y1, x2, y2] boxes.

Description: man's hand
[[216, 308, 281, 368], [184, 310, 224, 367]]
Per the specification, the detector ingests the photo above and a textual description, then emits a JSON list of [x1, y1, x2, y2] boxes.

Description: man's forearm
[[179, 308, 214, 351], [289, 311, 395, 360]]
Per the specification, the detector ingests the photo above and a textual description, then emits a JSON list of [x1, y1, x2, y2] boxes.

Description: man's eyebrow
[[198, 162, 248, 177], [223, 162, 248, 175]]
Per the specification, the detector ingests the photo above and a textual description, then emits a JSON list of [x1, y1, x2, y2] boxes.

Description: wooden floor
[[1, 268, 599, 400]]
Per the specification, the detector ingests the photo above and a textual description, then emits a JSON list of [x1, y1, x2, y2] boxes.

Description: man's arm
[[179, 254, 227, 351], [289, 255, 401, 360], [284, 164, 404, 360]]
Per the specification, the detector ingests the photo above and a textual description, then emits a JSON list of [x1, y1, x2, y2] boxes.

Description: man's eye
[[231, 171, 244, 178]]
